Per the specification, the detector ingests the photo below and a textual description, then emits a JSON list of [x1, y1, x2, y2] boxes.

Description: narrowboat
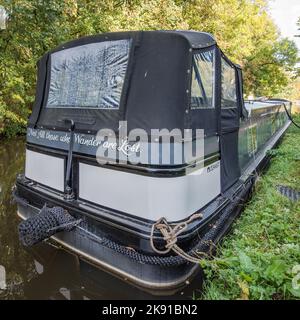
[[14, 31, 292, 295]]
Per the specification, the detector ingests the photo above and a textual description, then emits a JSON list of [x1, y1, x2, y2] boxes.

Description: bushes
[[0, 103, 27, 137]]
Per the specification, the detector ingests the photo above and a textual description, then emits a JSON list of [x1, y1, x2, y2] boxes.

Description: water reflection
[[23, 242, 203, 300], [0, 137, 32, 299], [0, 137, 202, 300]]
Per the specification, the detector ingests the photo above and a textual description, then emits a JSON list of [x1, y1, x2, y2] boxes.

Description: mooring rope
[[150, 213, 205, 263]]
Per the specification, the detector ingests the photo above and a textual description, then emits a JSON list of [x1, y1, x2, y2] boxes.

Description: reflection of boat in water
[[23, 242, 202, 300], [14, 31, 292, 295]]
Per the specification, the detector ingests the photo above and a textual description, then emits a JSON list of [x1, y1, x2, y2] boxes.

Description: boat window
[[191, 50, 215, 109], [46, 39, 131, 109], [221, 58, 237, 108]]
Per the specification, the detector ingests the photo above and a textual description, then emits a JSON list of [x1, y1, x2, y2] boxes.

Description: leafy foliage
[[244, 39, 299, 97], [199, 117, 300, 300], [0, 0, 299, 137]]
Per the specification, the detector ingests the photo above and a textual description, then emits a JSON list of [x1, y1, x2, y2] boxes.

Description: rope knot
[[150, 213, 204, 263]]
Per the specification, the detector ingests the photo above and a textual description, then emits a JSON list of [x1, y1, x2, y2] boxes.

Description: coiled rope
[[150, 213, 205, 263]]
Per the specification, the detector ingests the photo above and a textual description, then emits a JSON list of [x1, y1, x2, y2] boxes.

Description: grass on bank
[[200, 115, 300, 300]]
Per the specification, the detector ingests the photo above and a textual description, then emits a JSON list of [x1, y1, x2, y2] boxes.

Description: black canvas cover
[[220, 130, 240, 191], [189, 46, 218, 135], [30, 32, 142, 133], [28, 31, 217, 136], [219, 53, 242, 192], [236, 65, 248, 119]]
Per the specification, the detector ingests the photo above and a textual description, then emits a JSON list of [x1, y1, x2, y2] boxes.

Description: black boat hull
[[16, 118, 288, 295], [16, 179, 251, 295], [15, 119, 290, 295]]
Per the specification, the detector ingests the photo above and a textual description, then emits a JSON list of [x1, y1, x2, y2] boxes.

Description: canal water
[[0, 137, 202, 300]]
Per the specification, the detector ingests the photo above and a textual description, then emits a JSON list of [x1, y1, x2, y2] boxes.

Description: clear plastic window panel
[[191, 50, 215, 109], [46, 39, 132, 109], [221, 58, 237, 108]]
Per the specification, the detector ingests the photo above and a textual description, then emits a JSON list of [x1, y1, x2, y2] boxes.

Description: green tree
[[0, 0, 75, 136], [0, 0, 298, 137], [244, 38, 299, 97]]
